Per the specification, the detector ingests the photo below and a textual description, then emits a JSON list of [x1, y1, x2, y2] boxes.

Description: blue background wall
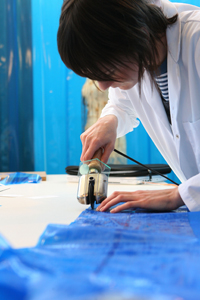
[[0, 0, 34, 172], [31, 0, 85, 174], [0, 0, 199, 180]]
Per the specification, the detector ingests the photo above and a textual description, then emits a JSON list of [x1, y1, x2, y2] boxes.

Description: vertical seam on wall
[[66, 69, 69, 167]]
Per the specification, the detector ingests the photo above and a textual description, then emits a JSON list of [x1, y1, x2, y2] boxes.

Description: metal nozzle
[[77, 172, 108, 206], [77, 153, 111, 208]]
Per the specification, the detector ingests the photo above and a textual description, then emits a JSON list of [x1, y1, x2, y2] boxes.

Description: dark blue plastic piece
[[0, 172, 41, 185]]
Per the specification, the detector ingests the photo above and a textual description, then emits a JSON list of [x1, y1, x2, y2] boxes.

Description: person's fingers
[[97, 188, 182, 213], [81, 134, 115, 162], [101, 144, 115, 164], [110, 201, 144, 213], [80, 131, 85, 143], [98, 191, 135, 207], [81, 128, 98, 160], [80, 116, 117, 162], [97, 192, 136, 212], [99, 197, 123, 212], [96, 191, 121, 211], [81, 126, 107, 161], [82, 136, 103, 161], [80, 131, 91, 161], [96, 189, 169, 212]]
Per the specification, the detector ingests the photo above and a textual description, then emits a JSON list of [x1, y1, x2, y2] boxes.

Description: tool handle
[[89, 148, 103, 173]]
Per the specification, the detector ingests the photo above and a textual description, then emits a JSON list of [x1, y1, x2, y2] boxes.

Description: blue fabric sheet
[[0, 173, 42, 185], [0, 207, 200, 299]]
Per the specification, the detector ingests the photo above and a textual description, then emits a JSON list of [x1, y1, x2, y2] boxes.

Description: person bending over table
[[57, 0, 200, 213]]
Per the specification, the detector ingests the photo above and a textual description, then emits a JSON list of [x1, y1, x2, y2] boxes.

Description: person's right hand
[[80, 115, 118, 164]]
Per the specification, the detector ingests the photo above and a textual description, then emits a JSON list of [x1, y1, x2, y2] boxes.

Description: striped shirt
[[155, 72, 169, 101], [155, 58, 171, 124]]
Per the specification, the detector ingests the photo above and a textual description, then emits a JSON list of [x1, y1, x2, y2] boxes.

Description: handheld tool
[[77, 149, 111, 209], [76, 148, 178, 210]]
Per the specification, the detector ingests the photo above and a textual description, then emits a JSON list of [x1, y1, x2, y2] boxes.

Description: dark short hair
[[57, 0, 177, 87]]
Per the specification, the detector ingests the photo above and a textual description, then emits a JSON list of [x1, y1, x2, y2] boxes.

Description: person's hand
[[80, 115, 118, 164], [96, 187, 184, 213]]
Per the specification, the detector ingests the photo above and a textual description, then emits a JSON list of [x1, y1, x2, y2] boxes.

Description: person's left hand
[[96, 187, 184, 213]]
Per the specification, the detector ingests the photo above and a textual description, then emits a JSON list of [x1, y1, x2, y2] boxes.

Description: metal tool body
[[77, 149, 110, 209]]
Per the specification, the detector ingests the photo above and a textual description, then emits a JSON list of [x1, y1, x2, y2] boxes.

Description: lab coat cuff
[[178, 182, 200, 212], [100, 110, 137, 138]]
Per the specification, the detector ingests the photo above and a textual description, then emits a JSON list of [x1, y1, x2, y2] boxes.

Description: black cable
[[114, 149, 179, 186]]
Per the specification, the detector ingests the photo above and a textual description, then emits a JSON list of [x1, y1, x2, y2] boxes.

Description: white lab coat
[[100, 0, 200, 211]]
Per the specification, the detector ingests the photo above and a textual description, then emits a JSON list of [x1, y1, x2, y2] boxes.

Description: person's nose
[[97, 81, 113, 91]]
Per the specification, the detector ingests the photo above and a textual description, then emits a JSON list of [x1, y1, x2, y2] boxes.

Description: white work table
[[0, 175, 173, 249]]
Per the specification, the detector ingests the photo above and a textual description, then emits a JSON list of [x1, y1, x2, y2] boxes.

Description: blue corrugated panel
[[0, 0, 33, 172], [31, 0, 86, 173]]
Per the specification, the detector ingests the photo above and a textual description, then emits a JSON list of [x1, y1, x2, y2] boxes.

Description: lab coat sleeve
[[178, 175, 200, 211], [100, 87, 140, 138], [178, 36, 200, 212], [195, 37, 200, 79]]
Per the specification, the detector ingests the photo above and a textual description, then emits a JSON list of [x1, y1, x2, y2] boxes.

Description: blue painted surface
[[31, 0, 85, 173], [66, 71, 86, 166], [32, 0, 68, 174], [177, 0, 199, 4], [0, 0, 34, 172], [17, 0, 34, 171], [0, 1, 10, 171], [7, 0, 19, 171], [0, 207, 200, 299]]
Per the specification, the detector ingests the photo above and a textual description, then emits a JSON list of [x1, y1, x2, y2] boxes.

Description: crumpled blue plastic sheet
[[0, 207, 200, 299], [0, 172, 42, 185]]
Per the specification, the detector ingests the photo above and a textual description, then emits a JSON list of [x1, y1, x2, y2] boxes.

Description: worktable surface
[[0, 175, 174, 249]]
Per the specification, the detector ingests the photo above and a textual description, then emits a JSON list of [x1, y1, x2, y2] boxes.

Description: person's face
[[97, 61, 139, 91]]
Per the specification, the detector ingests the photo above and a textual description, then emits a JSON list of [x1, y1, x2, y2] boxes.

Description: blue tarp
[[0, 173, 42, 185], [0, 207, 200, 299]]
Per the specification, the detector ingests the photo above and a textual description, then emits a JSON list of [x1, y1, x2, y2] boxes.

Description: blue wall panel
[[0, 0, 10, 171], [32, 0, 66, 174], [32, 0, 85, 174], [67, 71, 86, 165], [0, 0, 34, 172], [17, 0, 34, 171], [179, 0, 199, 4], [32, 0, 66, 173]]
